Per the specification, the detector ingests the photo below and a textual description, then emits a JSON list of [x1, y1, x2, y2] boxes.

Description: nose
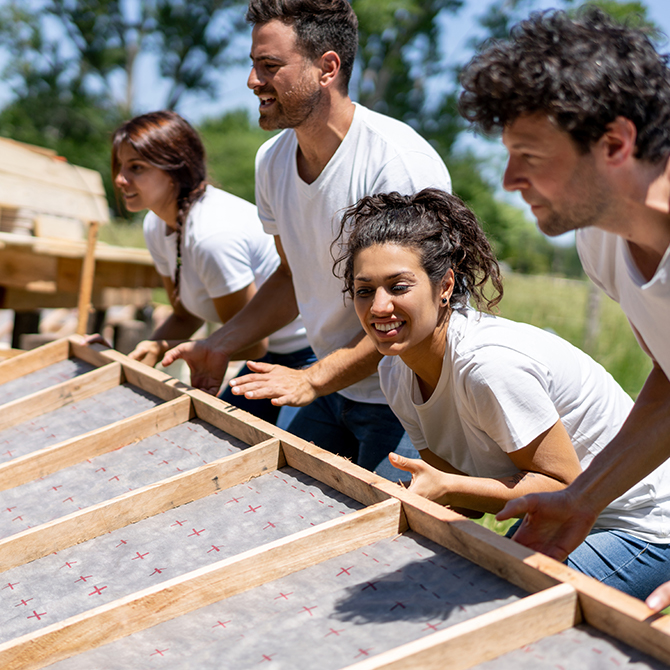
[[247, 65, 262, 90], [370, 288, 393, 316], [502, 155, 527, 192], [114, 171, 128, 188]]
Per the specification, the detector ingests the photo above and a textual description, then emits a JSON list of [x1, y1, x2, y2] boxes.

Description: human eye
[[354, 285, 372, 298], [391, 282, 410, 294]]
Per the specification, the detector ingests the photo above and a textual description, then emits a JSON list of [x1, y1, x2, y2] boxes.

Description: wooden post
[[76, 220, 99, 335]]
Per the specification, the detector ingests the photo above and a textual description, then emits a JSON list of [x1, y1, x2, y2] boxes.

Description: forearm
[[151, 312, 203, 343], [202, 266, 299, 358], [304, 332, 382, 398], [566, 363, 670, 518], [433, 470, 568, 515]]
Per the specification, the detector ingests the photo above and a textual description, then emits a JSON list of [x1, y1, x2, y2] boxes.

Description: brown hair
[[112, 111, 207, 296]]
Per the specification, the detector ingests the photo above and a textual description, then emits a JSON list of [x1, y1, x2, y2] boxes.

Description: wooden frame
[[0, 335, 668, 670]]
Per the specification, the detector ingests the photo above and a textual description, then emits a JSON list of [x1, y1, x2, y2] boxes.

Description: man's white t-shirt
[[255, 103, 452, 403], [577, 226, 670, 378], [379, 308, 670, 543], [144, 185, 309, 355]]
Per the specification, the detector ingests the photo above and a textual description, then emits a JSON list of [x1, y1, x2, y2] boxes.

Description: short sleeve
[[193, 233, 255, 299], [458, 346, 560, 453]]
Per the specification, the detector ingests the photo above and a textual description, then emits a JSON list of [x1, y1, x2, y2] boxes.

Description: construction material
[[0, 336, 667, 670]]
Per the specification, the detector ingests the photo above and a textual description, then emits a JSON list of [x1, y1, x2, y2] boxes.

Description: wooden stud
[[0, 338, 69, 385], [0, 498, 404, 670], [0, 395, 192, 491], [0, 438, 284, 572], [75, 221, 99, 336], [0, 362, 123, 432], [342, 583, 580, 670]]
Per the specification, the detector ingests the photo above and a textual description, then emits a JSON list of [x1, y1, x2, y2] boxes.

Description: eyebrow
[[354, 271, 417, 282]]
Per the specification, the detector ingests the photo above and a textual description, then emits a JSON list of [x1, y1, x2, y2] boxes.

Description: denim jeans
[[219, 346, 316, 426], [506, 521, 670, 600], [285, 392, 412, 474]]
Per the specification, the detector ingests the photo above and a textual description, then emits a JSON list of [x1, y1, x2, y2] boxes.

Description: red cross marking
[[62, 497, 74, 503], [299, 605, 318, 616], [336, 566, 354, 577], [147, 450, 157, 455], [188, 528, 205, 537], [325, 628, 344, 637], [213, 620, 232, 628], [150, 568, 165, 575], [132, 551, 149, 560], [95, 467, 106, 473], [116, 540, 127, 547], [12, 516, 23, 522], [260, 654, 276, 662], [88, 585, 107, 596], [150, 648, 169, 657], [263, 522, 276, 530], [159, 460, 170, 465], [355, 648, 374, 658], [274, 592, 293, 600], [3, 582, 19, 590], [207, 545, 223, 553], [390, 602, 406, 611], [171, 519, 187, 527], [51, 485, 62, 491], [362, 582, 378, 591], [244, 505, 262, 513], [60, 561, 77, 569], [28, 610, 47, 621], [3, 450, 14, 458], [108, 475, 120, 482], [4, 506, 16, 512], [226, 496, 243, 504], [422, 622, 440, 632], [15, 598, 33, 607], [75, 575, 93, 583]]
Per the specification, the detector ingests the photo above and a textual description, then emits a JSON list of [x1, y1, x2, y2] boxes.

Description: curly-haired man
[[460, 8, 670, 609]]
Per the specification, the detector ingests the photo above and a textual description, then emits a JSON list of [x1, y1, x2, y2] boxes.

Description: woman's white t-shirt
[[379, 308, 670, 543], [143, 185, 309, 354]]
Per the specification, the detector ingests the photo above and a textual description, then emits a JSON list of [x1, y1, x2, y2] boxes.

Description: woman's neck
[[400, 321, 449, 403]]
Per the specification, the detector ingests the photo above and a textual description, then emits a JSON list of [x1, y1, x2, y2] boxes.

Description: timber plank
[[0, 339, 69, 385], [0, 362, 123, 432], [0, 498, 404, 670], [342, 583, 580, 670], [0, 438, 283, 572], [0, 395, 193, 491]]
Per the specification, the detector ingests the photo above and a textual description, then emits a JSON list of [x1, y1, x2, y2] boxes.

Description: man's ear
[[599, 116, 637, 166], [319, 51, 341, 88]]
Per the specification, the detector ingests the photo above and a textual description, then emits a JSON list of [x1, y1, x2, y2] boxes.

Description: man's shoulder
[[256, 129, 296, 166]]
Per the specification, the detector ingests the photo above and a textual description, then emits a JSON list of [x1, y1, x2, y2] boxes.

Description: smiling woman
[[107, 111, 313, 424], [333, 187, 670, 602]]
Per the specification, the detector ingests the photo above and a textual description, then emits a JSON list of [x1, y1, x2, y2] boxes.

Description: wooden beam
[[342, 583, 580, 670], [0, 338, 69, 385], [75, 220, 99, 336], [0, 362, 123, 432], [97, 348, 189, 401], [0, 438, 283, 572], [0, 395, 192, 491], [281, 437, 392, 508], [0, 498, 404, 670], [189, 388, 276, 446]]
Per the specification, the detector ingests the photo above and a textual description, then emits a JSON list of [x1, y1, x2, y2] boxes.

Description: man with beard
[[458, 8, 670, 607], [163, 0, 451, 472]]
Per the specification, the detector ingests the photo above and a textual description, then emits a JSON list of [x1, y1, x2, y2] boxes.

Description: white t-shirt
[[379, 308, 670, 543], [577, 226, 670, 378], [143, 185, 309, 354], [255, 103, 452, 403]]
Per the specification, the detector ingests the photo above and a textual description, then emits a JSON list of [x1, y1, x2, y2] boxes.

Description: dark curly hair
[[246, 0, 358, 92], [112, 111, 207, 297], [333, 189, 503, 315], [459, 7, 670, 162]]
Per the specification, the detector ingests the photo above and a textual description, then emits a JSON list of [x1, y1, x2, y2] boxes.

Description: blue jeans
[[285, 392, 414, 474], [506, 522, 670, 600], [219, 346, 316, 426]]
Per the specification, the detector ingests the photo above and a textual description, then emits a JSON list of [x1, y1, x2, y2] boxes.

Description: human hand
[[389, 453, 451, 504], [128, 340, 165, 368], [646, 580, 670, 613], [161, 340, 229, 395], [496, 489, 598, 561], [229, 360, 318, 407]]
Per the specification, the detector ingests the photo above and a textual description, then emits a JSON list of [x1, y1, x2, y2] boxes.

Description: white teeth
[[375, 321, 402, 332]]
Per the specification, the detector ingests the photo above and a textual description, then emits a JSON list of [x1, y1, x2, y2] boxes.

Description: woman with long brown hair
[[111, 110, 313, 423]]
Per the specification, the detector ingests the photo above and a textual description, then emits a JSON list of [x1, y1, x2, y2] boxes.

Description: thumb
[[389, 452, 421, 475], [496, 496, 529, 522], [246, 360, 274, 373], [161, 345, 182, 367]]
